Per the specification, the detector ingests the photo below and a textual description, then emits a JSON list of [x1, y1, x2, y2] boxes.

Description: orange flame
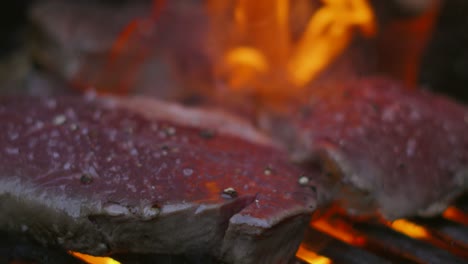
[[311, 218, 365, 246], [75, 0, 376, 98], [443, 206, 468, 225], [69, 251, 120, 264], [288, 0, 376, 87], [389, 219, 430, 239], [388, 217, 468, 258], [211, 0, 376, 97], [296, 244, 332, 264]]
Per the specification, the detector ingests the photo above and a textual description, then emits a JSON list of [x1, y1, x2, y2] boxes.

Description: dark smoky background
[[0, 1, 30, 57], [419, 0, 468, 102]]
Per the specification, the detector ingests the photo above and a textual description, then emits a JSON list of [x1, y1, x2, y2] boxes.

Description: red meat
[[0, 96, 317, 264]]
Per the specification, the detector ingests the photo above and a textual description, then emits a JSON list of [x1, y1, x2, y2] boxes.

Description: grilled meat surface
[[265, 78, 468, 219], [0, 96, 317, 264], [2, 78, 468, 262]]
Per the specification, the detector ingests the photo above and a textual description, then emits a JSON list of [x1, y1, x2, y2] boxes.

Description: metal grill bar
[[353, 222, 467, 264], [411, 216, 468, 252], [301, 228, 391, 264]]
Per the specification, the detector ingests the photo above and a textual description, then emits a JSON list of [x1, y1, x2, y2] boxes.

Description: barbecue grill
[[297, 196, 468, 264], [1, 1, 468, 264]]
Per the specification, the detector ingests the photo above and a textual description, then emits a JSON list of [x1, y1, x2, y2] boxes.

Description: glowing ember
[[443, 206, 468, 225], [69, 251, 120, 264], [211, 0, 376, 96], [311, 218, 365, 246], [389, 219, 430, 239], [295, 244, 332, 264]]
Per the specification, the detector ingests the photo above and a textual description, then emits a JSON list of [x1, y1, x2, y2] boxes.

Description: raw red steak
[[0, 96, 318, 264], [265, 78, 468, 219]]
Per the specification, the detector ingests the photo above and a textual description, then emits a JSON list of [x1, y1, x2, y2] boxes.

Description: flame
[[311, 218, 365, 246], [224, 47, 269, 90], [443, 206, 468, 225], [288, 0, 376, 87], [389, 219, 430, 239], [296, 244, 332, 264], [211, 0, 376, 97], [75, 0, 376, 98], [389, 217, 468, 257], [69, 252, 120, 264]]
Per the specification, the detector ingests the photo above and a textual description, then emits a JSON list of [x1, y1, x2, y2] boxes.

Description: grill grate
[[296, 195, 468, 264]]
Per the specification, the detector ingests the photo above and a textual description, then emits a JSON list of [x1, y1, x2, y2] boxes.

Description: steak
[[0, 95, 318, 264], [264, 78, 468, 220]]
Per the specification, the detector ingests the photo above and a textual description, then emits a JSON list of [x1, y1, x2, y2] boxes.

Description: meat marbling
[[0, 96, 318, 264]]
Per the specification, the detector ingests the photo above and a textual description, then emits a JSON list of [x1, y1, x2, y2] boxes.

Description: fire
[[210, 0, 376, 97], [75, 0, 376, 98], [295, 207, 365, 263], [296, 244, 332, 264], [311, 218, 365, 246], [389, 217, 468, 257], [224, 47, 269, 90], [287, 0, 376, 87], [296, 245, 331, 264], [69, 251, 120, 264], [389, 219, 430, 239], [443, 206, 468, 225]]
